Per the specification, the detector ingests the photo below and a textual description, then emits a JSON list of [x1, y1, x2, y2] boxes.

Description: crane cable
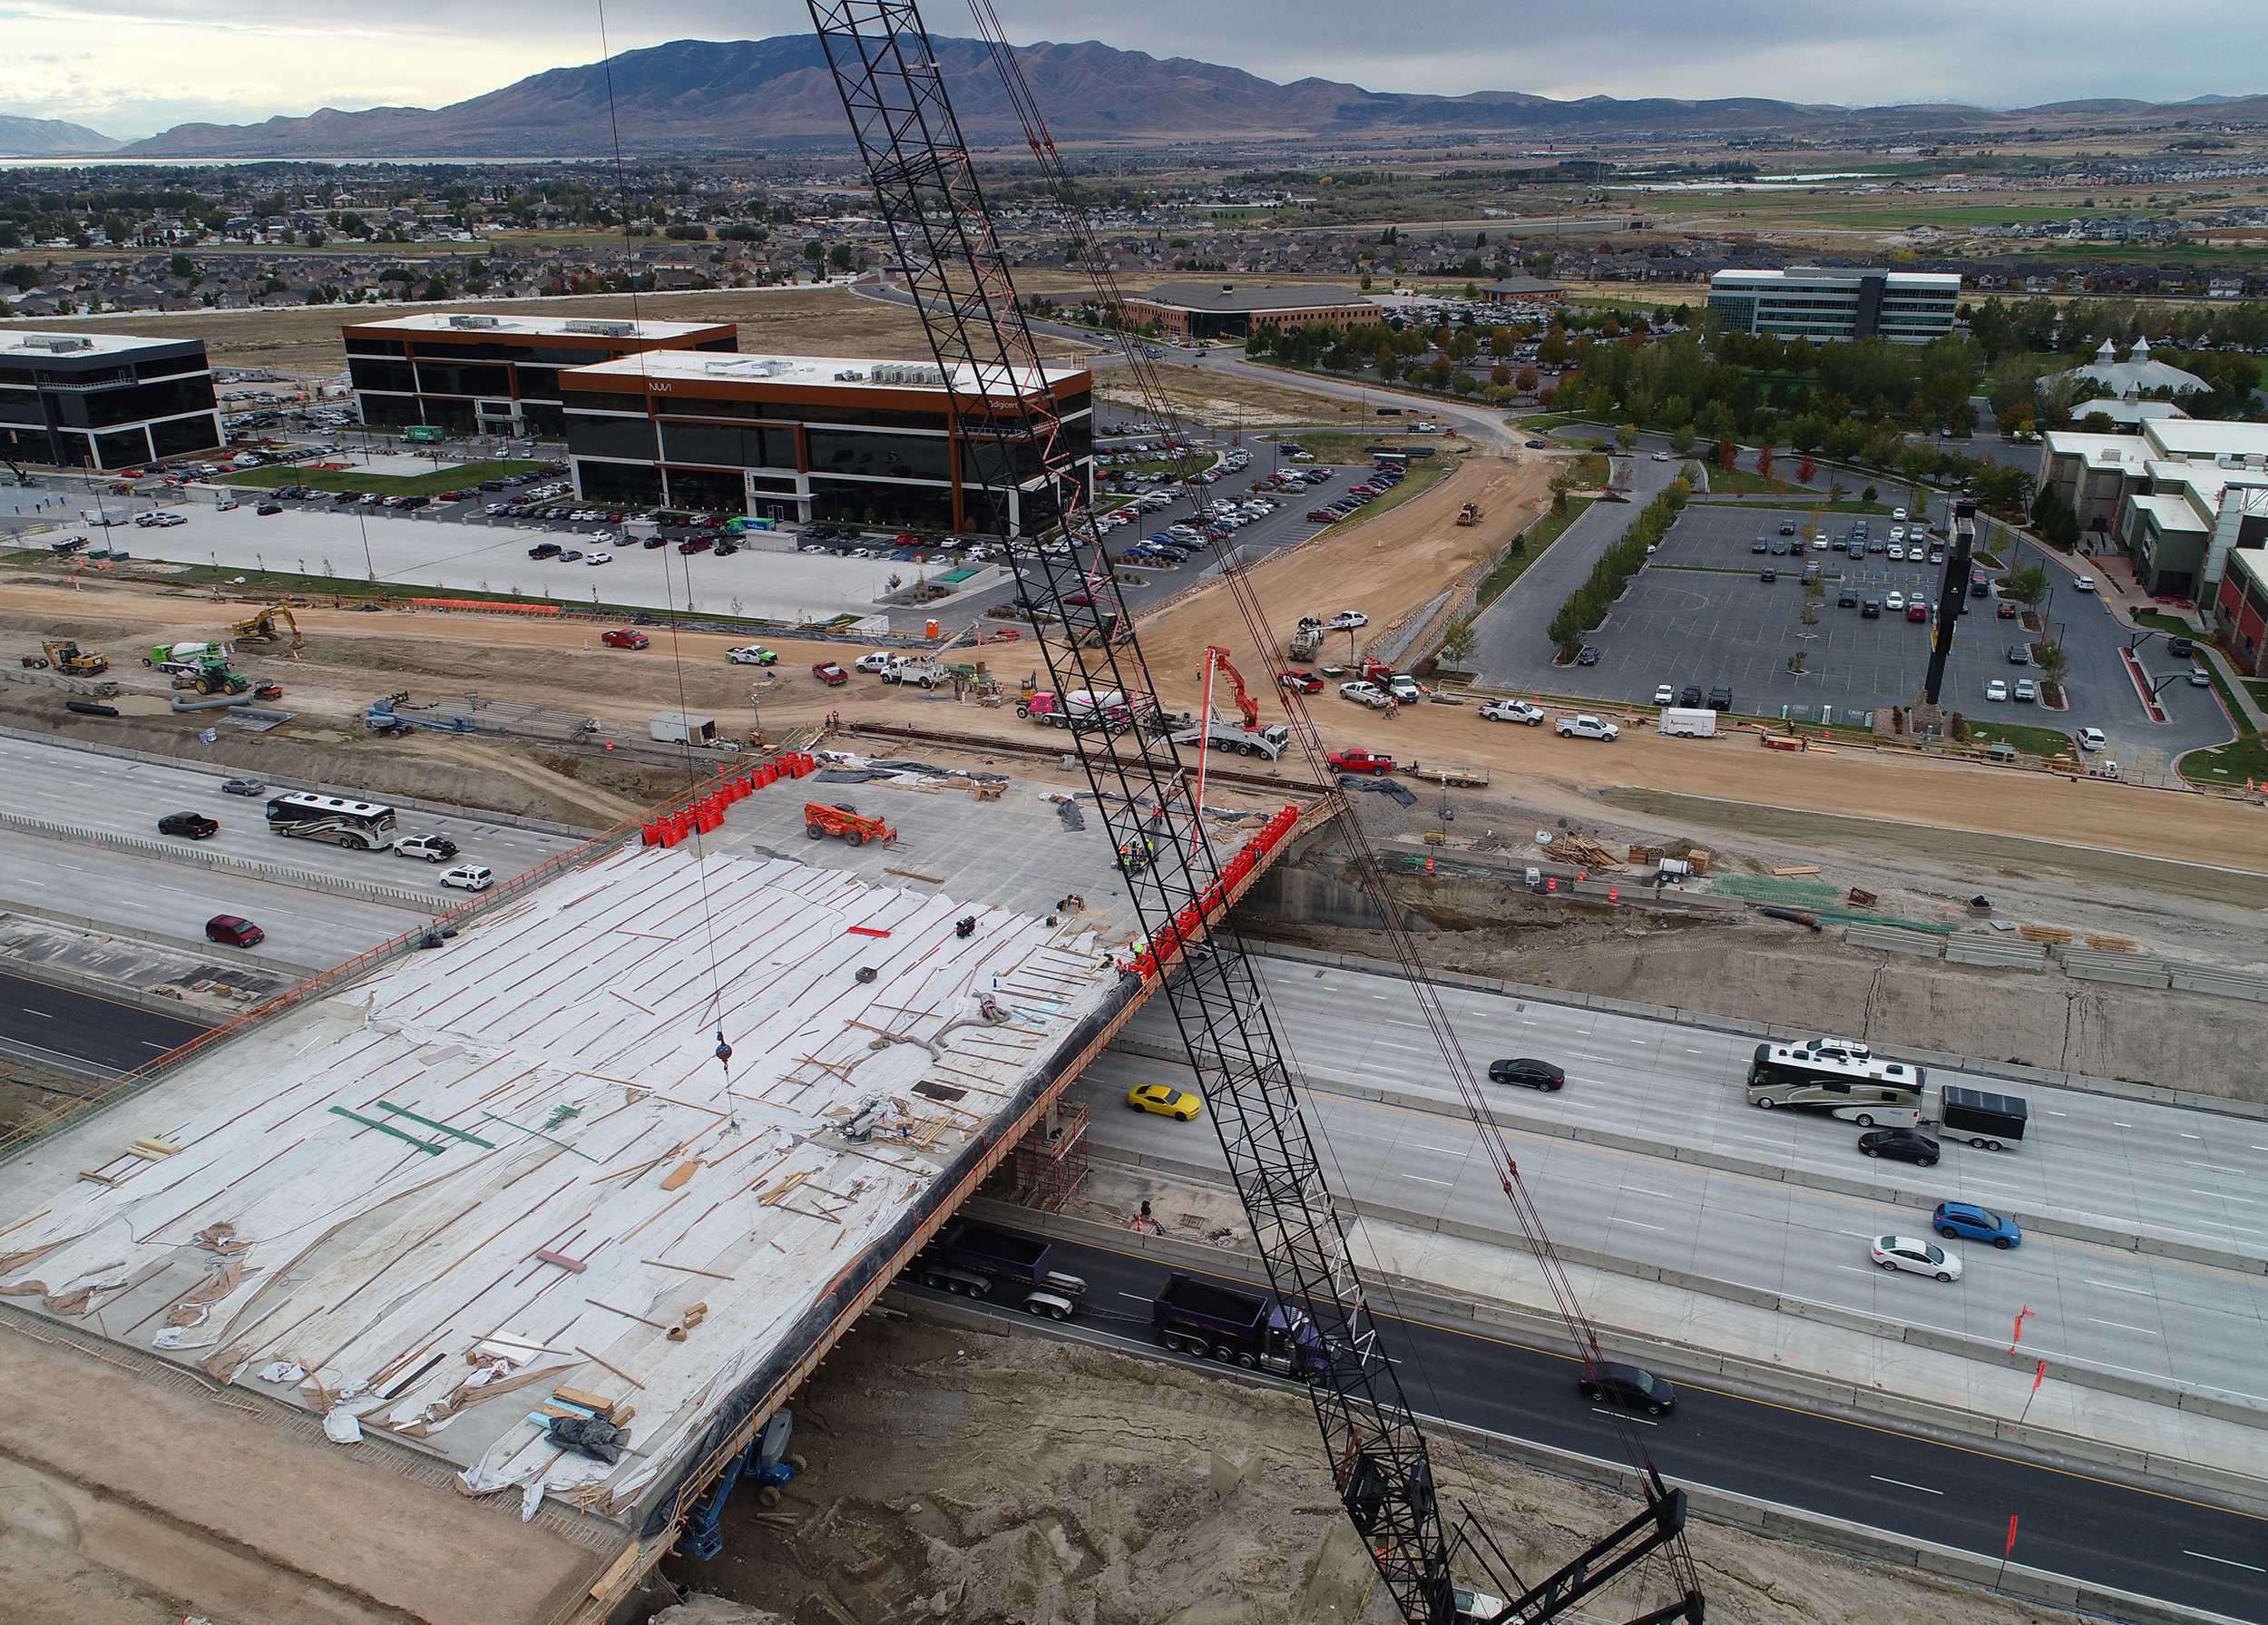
[[596, 0, 731, 1037]]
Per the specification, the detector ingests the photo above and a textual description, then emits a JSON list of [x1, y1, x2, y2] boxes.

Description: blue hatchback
[[1933, 1200, 2021, 1249]]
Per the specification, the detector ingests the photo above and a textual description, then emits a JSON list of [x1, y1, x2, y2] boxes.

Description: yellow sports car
[[1127, 1083, 1202, 1121]]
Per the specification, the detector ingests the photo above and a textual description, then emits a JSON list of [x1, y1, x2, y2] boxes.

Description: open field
[[1097, 363, 1377, 428]]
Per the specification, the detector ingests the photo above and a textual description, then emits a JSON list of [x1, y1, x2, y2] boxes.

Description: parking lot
[[1539, 504, 2068, 722]]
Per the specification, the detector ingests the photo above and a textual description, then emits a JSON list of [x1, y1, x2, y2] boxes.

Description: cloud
[[0, 0, 2257, 140]]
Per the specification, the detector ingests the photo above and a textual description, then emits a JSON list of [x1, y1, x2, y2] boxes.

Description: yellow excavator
[[21, 640, 110, 675], [230, 604, 306, 650]]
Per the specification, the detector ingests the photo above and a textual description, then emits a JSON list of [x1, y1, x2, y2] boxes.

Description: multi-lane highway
[[0, 735, 590, 967], [1063, 957, 2268, 1411], [0, 966, 209, 1072], [896, 1225, 2268, 1621]]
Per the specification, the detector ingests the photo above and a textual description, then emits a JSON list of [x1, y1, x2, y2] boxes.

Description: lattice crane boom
[[806, 5, 1702, 1621]]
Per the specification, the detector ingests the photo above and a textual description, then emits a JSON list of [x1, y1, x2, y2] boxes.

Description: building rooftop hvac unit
[[16, 336, 93, 354], [702, 357, 793, 377], [448, 314, 502, 329], [871, 362, 947, 386], [564, 319, 638, 338]]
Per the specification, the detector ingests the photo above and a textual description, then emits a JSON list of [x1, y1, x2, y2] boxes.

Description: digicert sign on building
[[557, 350, 1092, 533]]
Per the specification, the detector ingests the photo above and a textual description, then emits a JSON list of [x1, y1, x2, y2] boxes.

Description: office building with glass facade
[[341, 312, 737, 439], [0, 331, 222, 472], [1707, 269, 1960, 345], [558, 351, 1093, 533]]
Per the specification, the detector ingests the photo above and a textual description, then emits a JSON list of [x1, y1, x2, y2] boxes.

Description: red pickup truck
[[1328, 748, 1394, 776]]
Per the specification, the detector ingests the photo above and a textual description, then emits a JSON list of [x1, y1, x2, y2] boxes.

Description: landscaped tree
[[2007, 563, 2049, 609], [1670, 424, 1697, 454], [1615, 424, 1637, 451], [1798, 452, 1817, 485], [1717, 438, 1738, 475], [1515, 366, 1540, 395], [1440, 617, 1478, 666], [1756, 445, 1775, 480], [2034, 639, 2069, 689]]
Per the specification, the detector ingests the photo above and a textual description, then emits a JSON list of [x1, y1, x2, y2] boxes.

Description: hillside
[[0, 114, 120, 156], [114, 35, 2268, 158]]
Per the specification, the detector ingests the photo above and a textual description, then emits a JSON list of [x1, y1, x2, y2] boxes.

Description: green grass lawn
[[2133, 610, 2195, 635], [219, 460, 545, 497], [1965, 720, 2074, 759], [2181, 732, 2268, 788], [2244, 678, 2268, 710], [1474, 499, 1591, 610], [1698, 465, 1810, 496]]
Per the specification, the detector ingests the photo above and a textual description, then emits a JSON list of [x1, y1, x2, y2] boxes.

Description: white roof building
[[2048, 336, 2209, 398]]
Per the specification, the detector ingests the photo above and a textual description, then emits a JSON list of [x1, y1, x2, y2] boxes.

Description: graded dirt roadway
[[2, 541, 2262, 882]]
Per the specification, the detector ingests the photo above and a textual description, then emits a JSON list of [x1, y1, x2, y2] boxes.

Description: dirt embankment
[[661, 1313, 2079, 1625], [1246, 876, 2268, 1102]]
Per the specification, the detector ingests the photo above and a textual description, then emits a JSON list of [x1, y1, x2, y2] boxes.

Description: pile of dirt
[[663, 1313, 2074, 1625]]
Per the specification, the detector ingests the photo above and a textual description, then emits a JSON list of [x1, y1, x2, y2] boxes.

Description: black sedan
[[1487, 1057, 1565, 1091], [1858, 1128, 1941, 1167], [1579, 1361, 1676, 1415]]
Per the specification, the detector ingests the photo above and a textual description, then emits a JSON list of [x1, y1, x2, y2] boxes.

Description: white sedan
[[1329, 612, 1369, 630], [1653, 685, 1675, 705], [1985, 679, 2009, 701], [1885, 592, 1906, 612], [1871, 1234, 1962, 1281]]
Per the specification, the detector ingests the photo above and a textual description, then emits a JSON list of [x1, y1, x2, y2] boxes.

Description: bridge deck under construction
[[0, 737, 1321, 1625]]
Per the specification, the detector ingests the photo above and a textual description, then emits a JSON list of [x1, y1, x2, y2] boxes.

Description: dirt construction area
[[651, 1313, 2085, 1625]]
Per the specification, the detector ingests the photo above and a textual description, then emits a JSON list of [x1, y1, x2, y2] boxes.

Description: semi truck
[[912, 1219, 1086, 1319], [1937, 1084, 2028, 1151], [1152, 1273, 1329, 1380]]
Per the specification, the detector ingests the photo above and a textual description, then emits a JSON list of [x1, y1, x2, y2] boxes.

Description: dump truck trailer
[[912, 1220, 1086, 1319]]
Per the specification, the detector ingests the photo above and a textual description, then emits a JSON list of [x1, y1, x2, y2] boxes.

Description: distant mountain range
[[55, 39, 2268, 158], [0, 114, 121, 156]]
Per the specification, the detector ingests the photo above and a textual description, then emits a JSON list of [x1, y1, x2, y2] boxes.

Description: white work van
[[1658, 707, 1718, 739]]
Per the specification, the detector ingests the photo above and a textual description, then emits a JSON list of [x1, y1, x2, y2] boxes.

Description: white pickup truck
[[1555, 714, 1619, 741], [1479, 699, 1545, 725]]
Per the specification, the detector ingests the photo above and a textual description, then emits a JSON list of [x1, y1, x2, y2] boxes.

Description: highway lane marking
[[1590, 1409, 1656, 1425], [2191, 1189, 2256, 1202], [1869, 1475, 1942, 1495], [20, 1008, 51, 1018], [2085, 1279, 2155, 1296], [1609, 1218, 1664, 1230], [1403, 1174, 1454, 1186], [141, 1041, 171, 1050], [2185, 1162, 2248, 1173], [1256, 1069, 2268, 1289], [1624, 1188, 1677, 1200], [2185, 1551, 2267, 1572], [1411, 1144, 1466, 1157], [2087, 1318, 2158, 1336]]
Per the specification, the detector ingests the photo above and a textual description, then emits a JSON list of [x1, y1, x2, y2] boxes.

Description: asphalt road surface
[[1067, 959, 2268, 1412], [896, 1224, 2268, 1622], [0, 966, 209, 1073]]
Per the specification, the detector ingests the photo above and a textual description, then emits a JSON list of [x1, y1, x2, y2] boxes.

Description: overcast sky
[[7, 0, 2263, 142]]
